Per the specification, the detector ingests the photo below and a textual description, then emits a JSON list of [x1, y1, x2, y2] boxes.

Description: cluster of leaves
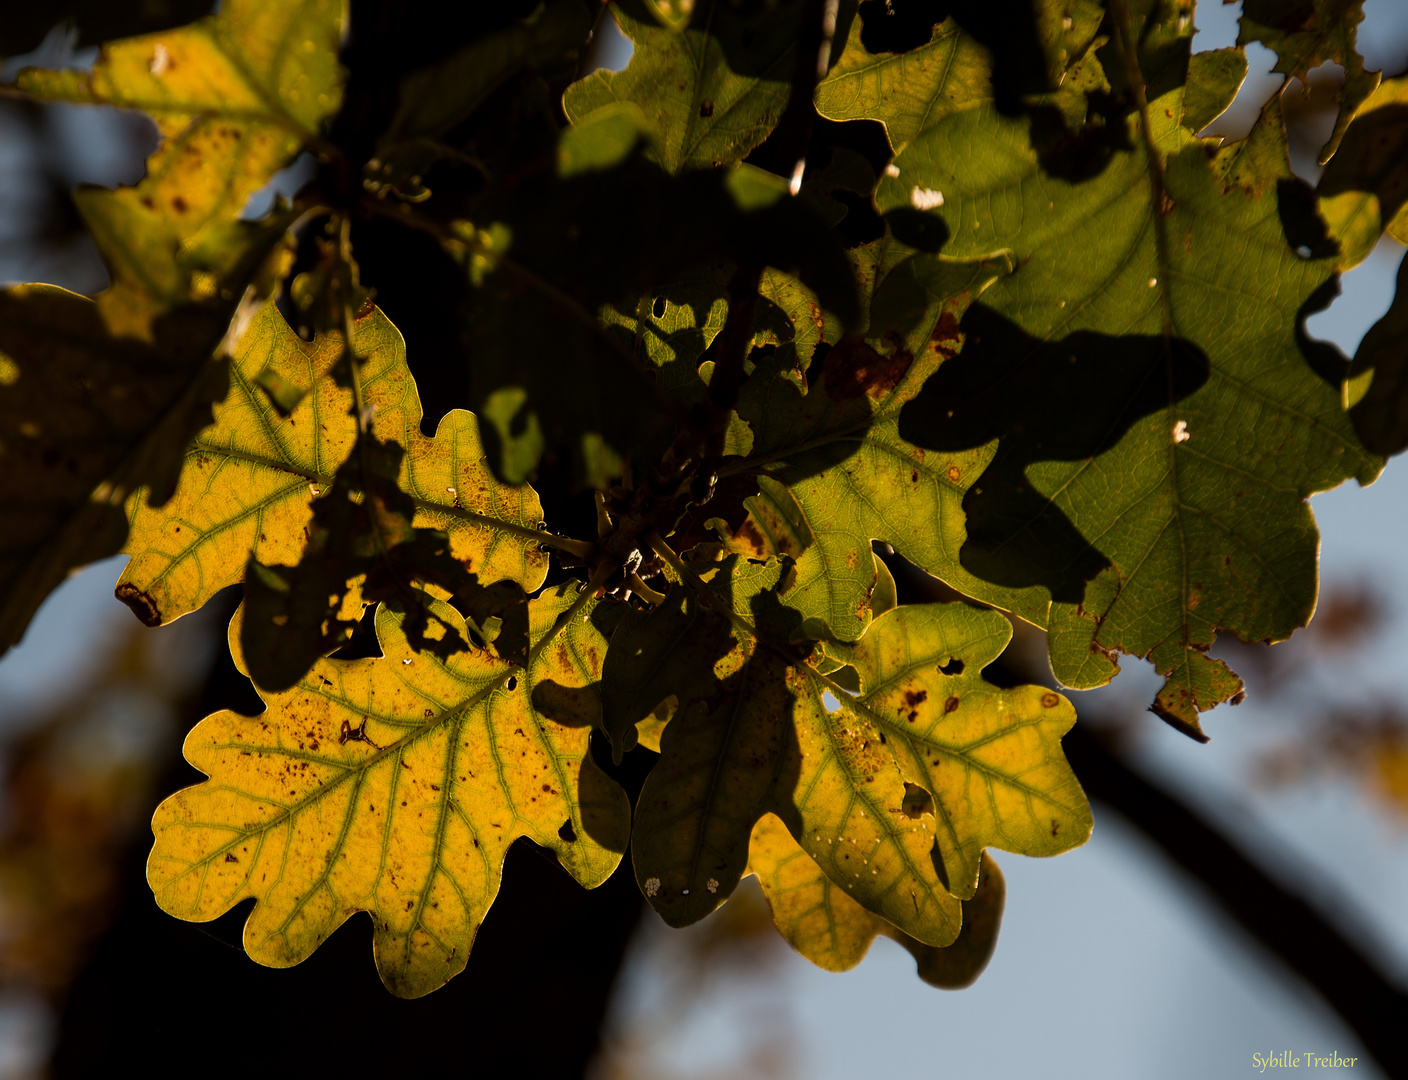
[[0, 0, 1404, 998]]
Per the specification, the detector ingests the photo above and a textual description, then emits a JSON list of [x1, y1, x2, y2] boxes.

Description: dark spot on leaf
[[939, 658, 964, 675], [1051, 819, 1060, 836], [558, 819, 577, 843], [822, 335, 912, 400], [699, 100, 714, 118], [172, 195, 188, 213], [224, 853, 238, 863], [115, 583, 162, 627], [945, 696, 960, 713], [1041, 692, 1060, 708], [929, 311, 962, 361], [652, 295, 667, 317]]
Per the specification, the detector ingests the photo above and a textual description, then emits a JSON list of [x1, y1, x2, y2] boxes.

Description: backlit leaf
[[1345, 251, 1408, 456], [725, 251, 1007, 643], [746, 812, 1005, 987], [563, 0, 818, 174], [147, 584, 629, 998], [118, 303, 548, 632], [1317, 74, 1408, 271], [631, 557, 1088, 948], [0, 287, 232, 654], [17, 0, 346, 332], [825, 10, 1379, 735], [1238, 0, 1379, 165], [1183, 47, 1249, 134]]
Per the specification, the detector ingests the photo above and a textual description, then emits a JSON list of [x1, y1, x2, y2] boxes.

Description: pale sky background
[[1, 4, 1407, 1078]]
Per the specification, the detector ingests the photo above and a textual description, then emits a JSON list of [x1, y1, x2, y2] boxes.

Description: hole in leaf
[[558, 819, 577, 843], [506, 675, 518, 691], [939, 658, 965, 675], [822, 690, 842, 713], [902, 781, 934, 819], [652, 295, 667, 318]]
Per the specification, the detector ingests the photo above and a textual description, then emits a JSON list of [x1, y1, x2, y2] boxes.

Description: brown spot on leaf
[[945, 696, 960, 713], [823, 335, 912, 400], [224, 853, 238, 863], [699, 100, 714, 118], [116, 583, 162, 627], [929, 311, 962, 361], [1041, 692, 1060, 708], [946, 465, 962, 483], [900, 687, 928, 722], [172, 195, 188, 214]]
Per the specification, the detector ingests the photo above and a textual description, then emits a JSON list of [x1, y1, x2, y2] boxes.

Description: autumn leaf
[[0, 0, 347, 658], [17, 0, 346, 332], [721, 251, 1008, 643], [118, 302, 548, 643], [147, 583, 629, 998], [746, 813, 1006, 987], [627, 552, 1089, 949]]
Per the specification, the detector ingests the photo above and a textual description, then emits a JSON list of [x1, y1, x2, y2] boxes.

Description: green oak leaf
[[389, 0, 592, 142], [148, 584, 629, 999], [822, 9, 1379, 736], [1182, 46, 1249, 134], [722, 250, 1008, 643], [814, 0, 1105, 154], [564, 0, 834, 174]]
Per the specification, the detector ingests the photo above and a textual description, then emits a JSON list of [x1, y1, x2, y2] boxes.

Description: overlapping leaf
[[0, 0, 346, 657], [720, 251, 1007, 643], [148, 584, 629, 998], [118, 302, 548, 633], [460, 106, 856, 486], [808, 7, 1380, 735], [563, 0, 823, 174], [18, 0, 346, 330], [747, 813, 1005, 986], [1317, 75, 1408, 271], [1345, 253, 1408, 456], [0, 287, 232, 655], [623, 556, 1088, 949], [1238, 0, 1379, 165]]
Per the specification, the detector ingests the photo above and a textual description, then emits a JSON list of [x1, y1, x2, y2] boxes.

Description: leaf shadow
[[897, 304, 1210, 603]]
